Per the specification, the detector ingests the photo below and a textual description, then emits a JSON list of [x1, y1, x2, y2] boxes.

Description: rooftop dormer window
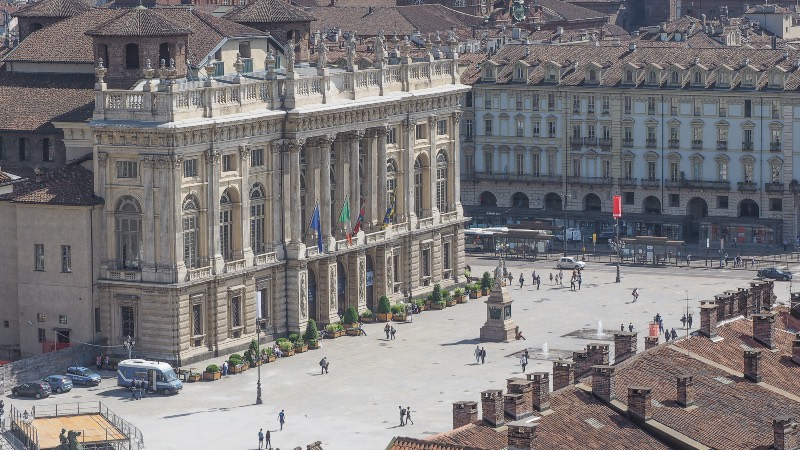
[[625, 70, 633, 83], [648, 71, 657, 84], [693, 71, 704, 86], [670, 71, 680, 85], [589, 69, 597, 82], [547, 68, 557, 82]]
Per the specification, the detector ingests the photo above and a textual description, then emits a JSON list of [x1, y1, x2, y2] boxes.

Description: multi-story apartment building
[[461, 43, 799, 245]]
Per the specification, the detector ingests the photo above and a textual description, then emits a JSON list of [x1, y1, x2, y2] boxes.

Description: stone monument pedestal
[[479, 281, 517, 342]]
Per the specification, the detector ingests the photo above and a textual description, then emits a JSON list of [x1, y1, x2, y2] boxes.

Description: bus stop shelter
[[621, 236, 686, 265], [495, 229, 555, 259]]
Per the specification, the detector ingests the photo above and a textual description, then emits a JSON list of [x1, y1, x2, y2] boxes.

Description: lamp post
[[615, 218, 621, 283], [562, 193, 570, 256], [256, 319, 264, 405], [123, 335, 136, 359]]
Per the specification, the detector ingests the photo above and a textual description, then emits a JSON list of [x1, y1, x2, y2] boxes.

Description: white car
[[557, 257, 586, 269]]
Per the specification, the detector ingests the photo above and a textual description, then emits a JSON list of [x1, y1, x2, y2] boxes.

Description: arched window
[[625, 70, 633, 82], [544, 193, 562, 211], [220, 191, 234, 261], [125, 43, 140, 69], [182, 195, 200, 268], [671, 71, 679, 84], [584, 193, 601, 211], [479, 191, 497, 207], [116, 196, 142, 269], [436, 152, 448, 212], [643, 196, 661, 214], [512, 192, 529, 208], [159, 42, 171, 66], [414, 157, 424, 217], [250, 184, 266, 254], [739, 199, 759, 217]]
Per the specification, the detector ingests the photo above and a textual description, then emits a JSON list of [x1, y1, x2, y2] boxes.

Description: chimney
[[481, 390, 505, 427], [527, 372, 551, 412], [452, 401, 478, 429], [586, 343, 610, 366], [505, 379, 534, 420], [628, 42, 637, 52], [614, 332, 638, 364], [752, 313, 776, 349], [552, 360, 575, 390], [591, 365, 615, 402], [645, 336, 659, 350], [773, 416, 800, 450], [676, 375, 695, 407], [573, 350, 590, 376], [699, 303, 718, 338], [507, 420, 538, 450], [792, 333, 800, 365], [743, 349, 763, 382], [627, 386, 653, 423]]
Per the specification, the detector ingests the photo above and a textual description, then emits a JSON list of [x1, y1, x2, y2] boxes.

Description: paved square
[[3, 257, 792, 450]]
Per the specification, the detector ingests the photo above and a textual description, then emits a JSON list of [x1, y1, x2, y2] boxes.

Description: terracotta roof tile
[[0, 72, 95, 131], [87, 6, 191, 37], [308, 5, 479, 37], [0, 165, 101, 206], [13, 0, 92, 18], [536, 0, 607, 21], [224, 0, 315, 23], [388, 437, 483, 450]]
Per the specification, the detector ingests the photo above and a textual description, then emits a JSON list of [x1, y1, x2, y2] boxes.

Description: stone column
[[141, 155, 156, 277], [270, 141, 284, 254], [157, 156, 177, 282], [349, 130, 364, 223], [96, 152, 110, 272], [364, 130, 377, 229], [239, 144, 253, 263], [376, 125, 389, 227], [318, 135, 333, 247], [288, 139, 303, 244], [403, 118, 416, 224], [335, 135, 349, 238], [206, 149, 223, 274], [171, 155, 187, 281], [306, 139, 319, 247], [452, 111, 462, 214], [428, 114, 439, 218]]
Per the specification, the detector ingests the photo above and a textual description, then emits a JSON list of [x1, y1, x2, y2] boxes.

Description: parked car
[[557, 256, 587, 270], [66, 366, 102, 386], [757, 267, 792, 281], [43, 375, 73, 393], [11, 381, 51, 399]]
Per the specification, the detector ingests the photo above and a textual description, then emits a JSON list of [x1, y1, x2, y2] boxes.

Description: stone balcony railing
[[641, 179, 661, 188], [224, 258, 247, 273], [254, 252, 278, 266], [619, 177, 637, 188], [738, 182, 758, 192], [107, 269, 141, 282], [567, 176, 613, 185], [95, 59, 458, 123], [472, 172, 561, 184], [686, 180, 730, 190], [186, 266, 212, 281], [765, 182, 785, 193], [440, 211, 459, 223], [418, 216, 435, 229]]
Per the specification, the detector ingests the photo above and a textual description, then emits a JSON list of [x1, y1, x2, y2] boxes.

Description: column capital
[[348, 130, 365, 142], [140, 154, 155, 167], [205, 149, 221, 164], [97, 151, 108, 167], [239, 143, 251, 159], [287, 139, 305, 153], [402, 118, 414, 132], [452, 110, 462, 123], [317, 134, 336, 147], [428, 113, 438, 126], [271, 139, 284, 154], [170, 154, 184, 170], [376, 124, 389, 138]]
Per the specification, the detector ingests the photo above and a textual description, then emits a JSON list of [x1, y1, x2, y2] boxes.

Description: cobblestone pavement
[[2, 257, 794, 450]]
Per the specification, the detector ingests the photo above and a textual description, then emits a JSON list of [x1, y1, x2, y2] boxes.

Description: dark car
[[757, 267, 792, 281], [11, 381, 51, 399], [65, 366, 102, 386], [42, 375, 73, 393]]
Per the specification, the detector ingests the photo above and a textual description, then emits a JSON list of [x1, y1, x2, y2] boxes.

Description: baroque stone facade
[[82, 39, 468, 364]]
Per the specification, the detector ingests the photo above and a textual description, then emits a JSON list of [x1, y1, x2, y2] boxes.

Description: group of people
[[95, 354, 111, 371], [518, 271, 542, 290], [568, 269, 583, 291], [620, 322, 634, 332], [384, 324, 397, 340], [473, 345, 487, 364], [130, 378, 149, 400], [399, 406, 414, 426], [653, 313, 679, 342]]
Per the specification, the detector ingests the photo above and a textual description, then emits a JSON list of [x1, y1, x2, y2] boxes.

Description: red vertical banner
[[613, 195, 622, 218]]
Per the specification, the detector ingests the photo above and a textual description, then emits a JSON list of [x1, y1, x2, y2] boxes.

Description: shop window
[[717, 196, 728, 209], [623, 192, 634, 205], [669, 194, 680, 208], [770, 198, 783, 211]]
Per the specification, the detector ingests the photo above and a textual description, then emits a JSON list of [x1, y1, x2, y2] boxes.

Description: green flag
[[338, 197, 351, 224]]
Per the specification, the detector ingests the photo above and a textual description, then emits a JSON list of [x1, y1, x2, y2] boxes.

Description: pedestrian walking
[[104, 355, 110, 370], [384, 323, 391, 340], [96, 354, 102, 371], [474, 345, 481, 364], [549, 273, 553, 285], [631, 288, 639, 303], [620, 323, 624, 331], [536, 275, 541, 290], [258, 428, 264, 449], [577, 274, 582, 290], [671, 328, 678, 341], [686, 254, 692, 266], [320, 357, 329, 374], [405, 407, 414, 425], [520, 353, 528, 372], [399, 406, 407, 426], [480, 347, 486, 364], [532, 271, 536, 282], [687, 313, 693, 329], [222, 360, 229, 376], [278, 410, 285, 430], [264, 430, 271, 448], [519, 275, 524, 289], [654, 313, 661, 324], [664, 327, 670, 341], [628, 322, 634, 332], [559, 270, 564, 285], [680, 315, 687, 328], [390, 326, 396, 340], [358, 321, 368, 335], [570, 277, 576, 291]]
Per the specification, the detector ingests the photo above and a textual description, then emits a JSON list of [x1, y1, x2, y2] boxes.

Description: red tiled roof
[[224, 0, 315, 23], [536, 0, 607, 21], [0, 72, 95, 132], [388, 437, 483, 450], [0, 165, 101, 206], [87, 6, 191, 37], [308, 4, 480, 37], [775, 306, 800, 333], [13, 0, 92, 18]]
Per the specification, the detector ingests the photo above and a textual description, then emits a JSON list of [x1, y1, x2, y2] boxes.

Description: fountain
[[542, 342, 549, 355], [597, 321, 603, 337]]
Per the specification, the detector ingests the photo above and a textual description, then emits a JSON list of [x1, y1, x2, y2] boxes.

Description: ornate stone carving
[[205, 149, 221, 164], [402, 118, 414, 132], [386, 254, 393, 292], [286, 42, 295, 71], [140, 155, 155, 167], [300, 272, 308, 320], [329, 265, 337, 311], [428, 114, 438, 126], [239, 144, 252, 159], [359, 259, 366, 305], [287, 139, 305, 153], [271, 140, 284, 154], [376, 124, 389, 138], [170, 154, 184, 169], [97, 152, 108, 167], [349, 130, 365, 142], [453, 111, 462, 124]]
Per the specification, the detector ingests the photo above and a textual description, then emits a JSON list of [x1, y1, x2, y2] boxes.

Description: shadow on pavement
[[440, 338, 481, 346]]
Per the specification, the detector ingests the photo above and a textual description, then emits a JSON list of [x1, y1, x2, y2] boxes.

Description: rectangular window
[[516, 119, 524, 137], [547, 93, 555, 111], [587, 95, 595, 113], [484, 152, 493, 174], [387, 127, 396, 144], [37, 313, 46, 322], [116, 161, 138, 179], [484, 95, 491, 109], [770, 198, 783, 211], [623, 192, 635, 205], [572, 124, 581, 139], [647, 161, 656, 180], [59, 315, 67, 325], [531, 153, 540, 176], [602, 126, 610, 140], [516, 93, 523, 110], [719, 99, 727, 117], [670, 127, 679, 142], [259, 287, 269, 323], [42, 138, 53, 162], [442, 242, 451, 270], [222, 154, 235, 172], [602, 96, 610, 114], [718, 162, 727, 181], [669, 162, 679, 182], [61, 245, 71, 273], [587, 124, 595, 139], [421, 248, 431, 278], [744, 129, 753, 145], [532, 121, 540, 137], [744, 164, 754, 182], [572, 158, 581, 177], [532, 93, 540, 111], [392, 253, 400, 293], [744, 99, 752, 117], [231, 296, 241, 328], [692, 161, 702, 180], [484, 119, 493, 136], [772, 100, 780, 118], [183, 159, 198, 177], [38, 328, 46, 343], [547, 154, 556, 176], [121, 305, 135, 338], [623, 160, 632, 179], [547, 121, 556, 138], [516, 153, 524, 175], [624, 96, 632, 114], [34, 244, 44, 271], [464, 119, 473, 139], [464, 154, 474, 174], [192, 302, 203, 336], [465, 92, 473, 107], [647, 97, 656, 115], [251, 148, 264, 167], [438, 120, 447, 135], [603, 160, 611, 178], [669, 193, 680, 207], [717, 196, 729, 209], [572, 96, 581, 113]]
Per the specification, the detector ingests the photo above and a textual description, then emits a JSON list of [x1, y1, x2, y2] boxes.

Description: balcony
[[686, 180, 731, 190], [224, 258, 247, 273], [668, 139, 680, 149], [107, 269, 141, 282], [473, 172, 561, 184], [417, 217, 435, 229], [691, 140, 703, 149], [716, 140, 727, 150], [365, 229, 387, 244], [622, 139, 633, 148], [765, 182, 785, 193], [570, 137, 583, 149], [440, 211, 459, 223], [664, 180, 687, 189], [641, 179, 661, 189], [737, 182, 758, 192], [619, 177, 637, 188], [583, 137, 598, 146], [599, 138, 612, 150], [186, 266, 212, 281], [770, 142, 782, 152], [254, 251, 278, 266], [646, 138, 657, 148], [567, 176, 613, 186], [743, 141, 753, 151]]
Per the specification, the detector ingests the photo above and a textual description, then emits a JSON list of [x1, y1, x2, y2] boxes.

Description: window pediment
[[667, 152, 681, 162], [689, 153, 704, 162], [714, 154, 729, 163], [644, 151, 659, 162]]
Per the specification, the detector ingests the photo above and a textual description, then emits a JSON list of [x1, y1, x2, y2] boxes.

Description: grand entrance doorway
[[686, 197, 708, 243]]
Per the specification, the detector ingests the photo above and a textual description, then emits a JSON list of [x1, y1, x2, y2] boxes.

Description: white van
[[117, 359, 183, 395]]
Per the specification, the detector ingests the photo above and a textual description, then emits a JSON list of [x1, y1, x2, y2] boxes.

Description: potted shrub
[[414, 298, 427, 312], [245, 339, 261, 367], [203, 364, 221, 381], [377, 295, 392, 322], [392, 303, 407, 321], [429, 284, 444, 309], [343, 305, 359, 329], [187, 370, 201, 382], [277, 338, 295, 356], [228, 354, 245, 373], [360, 310, 374, 323], [481, 272, 493, 295], [294, 339, 308, 353], [304, 319, 321, 349], [324, 323, 344, 338], [262, 347, 276, 363], [445, 290, 457, 307], [453, 288, 467, 303], [468, 283, 480, 299]]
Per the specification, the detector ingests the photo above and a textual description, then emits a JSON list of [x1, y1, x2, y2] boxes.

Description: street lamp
[[615, 218, 621, 283], [123, 335, 136, 359], [562, 193, 571, 256], [256, 319, 264, 405]]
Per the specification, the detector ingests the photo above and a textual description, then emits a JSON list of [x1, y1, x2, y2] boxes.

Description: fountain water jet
[[542, 342, 549, 355]]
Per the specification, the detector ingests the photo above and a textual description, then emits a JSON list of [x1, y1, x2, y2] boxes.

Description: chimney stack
[[645, 336, 659, 350], [452, 401, 478, 429], [591, 365, 616, 402], [527, 372, 551, 412], [573, 350, 590, 377], [587, 343, 610, 366], [614, 332, 638, 364], [505, 379, 534, 420], [752, 313, 776, 349], [481, 390, 505, 427], [699, 303, 718, 338], [507, 420, 538, 450], [743, 349, 763, 382], [773, 416, 800, 450], [792, 333, 800, 365], [552, 360, 575, 390], [676, 375, 695, 407], [627, 387, 653, 423]]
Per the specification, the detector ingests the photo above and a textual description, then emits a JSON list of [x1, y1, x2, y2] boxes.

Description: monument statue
[[55, 429, 83, 450]]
